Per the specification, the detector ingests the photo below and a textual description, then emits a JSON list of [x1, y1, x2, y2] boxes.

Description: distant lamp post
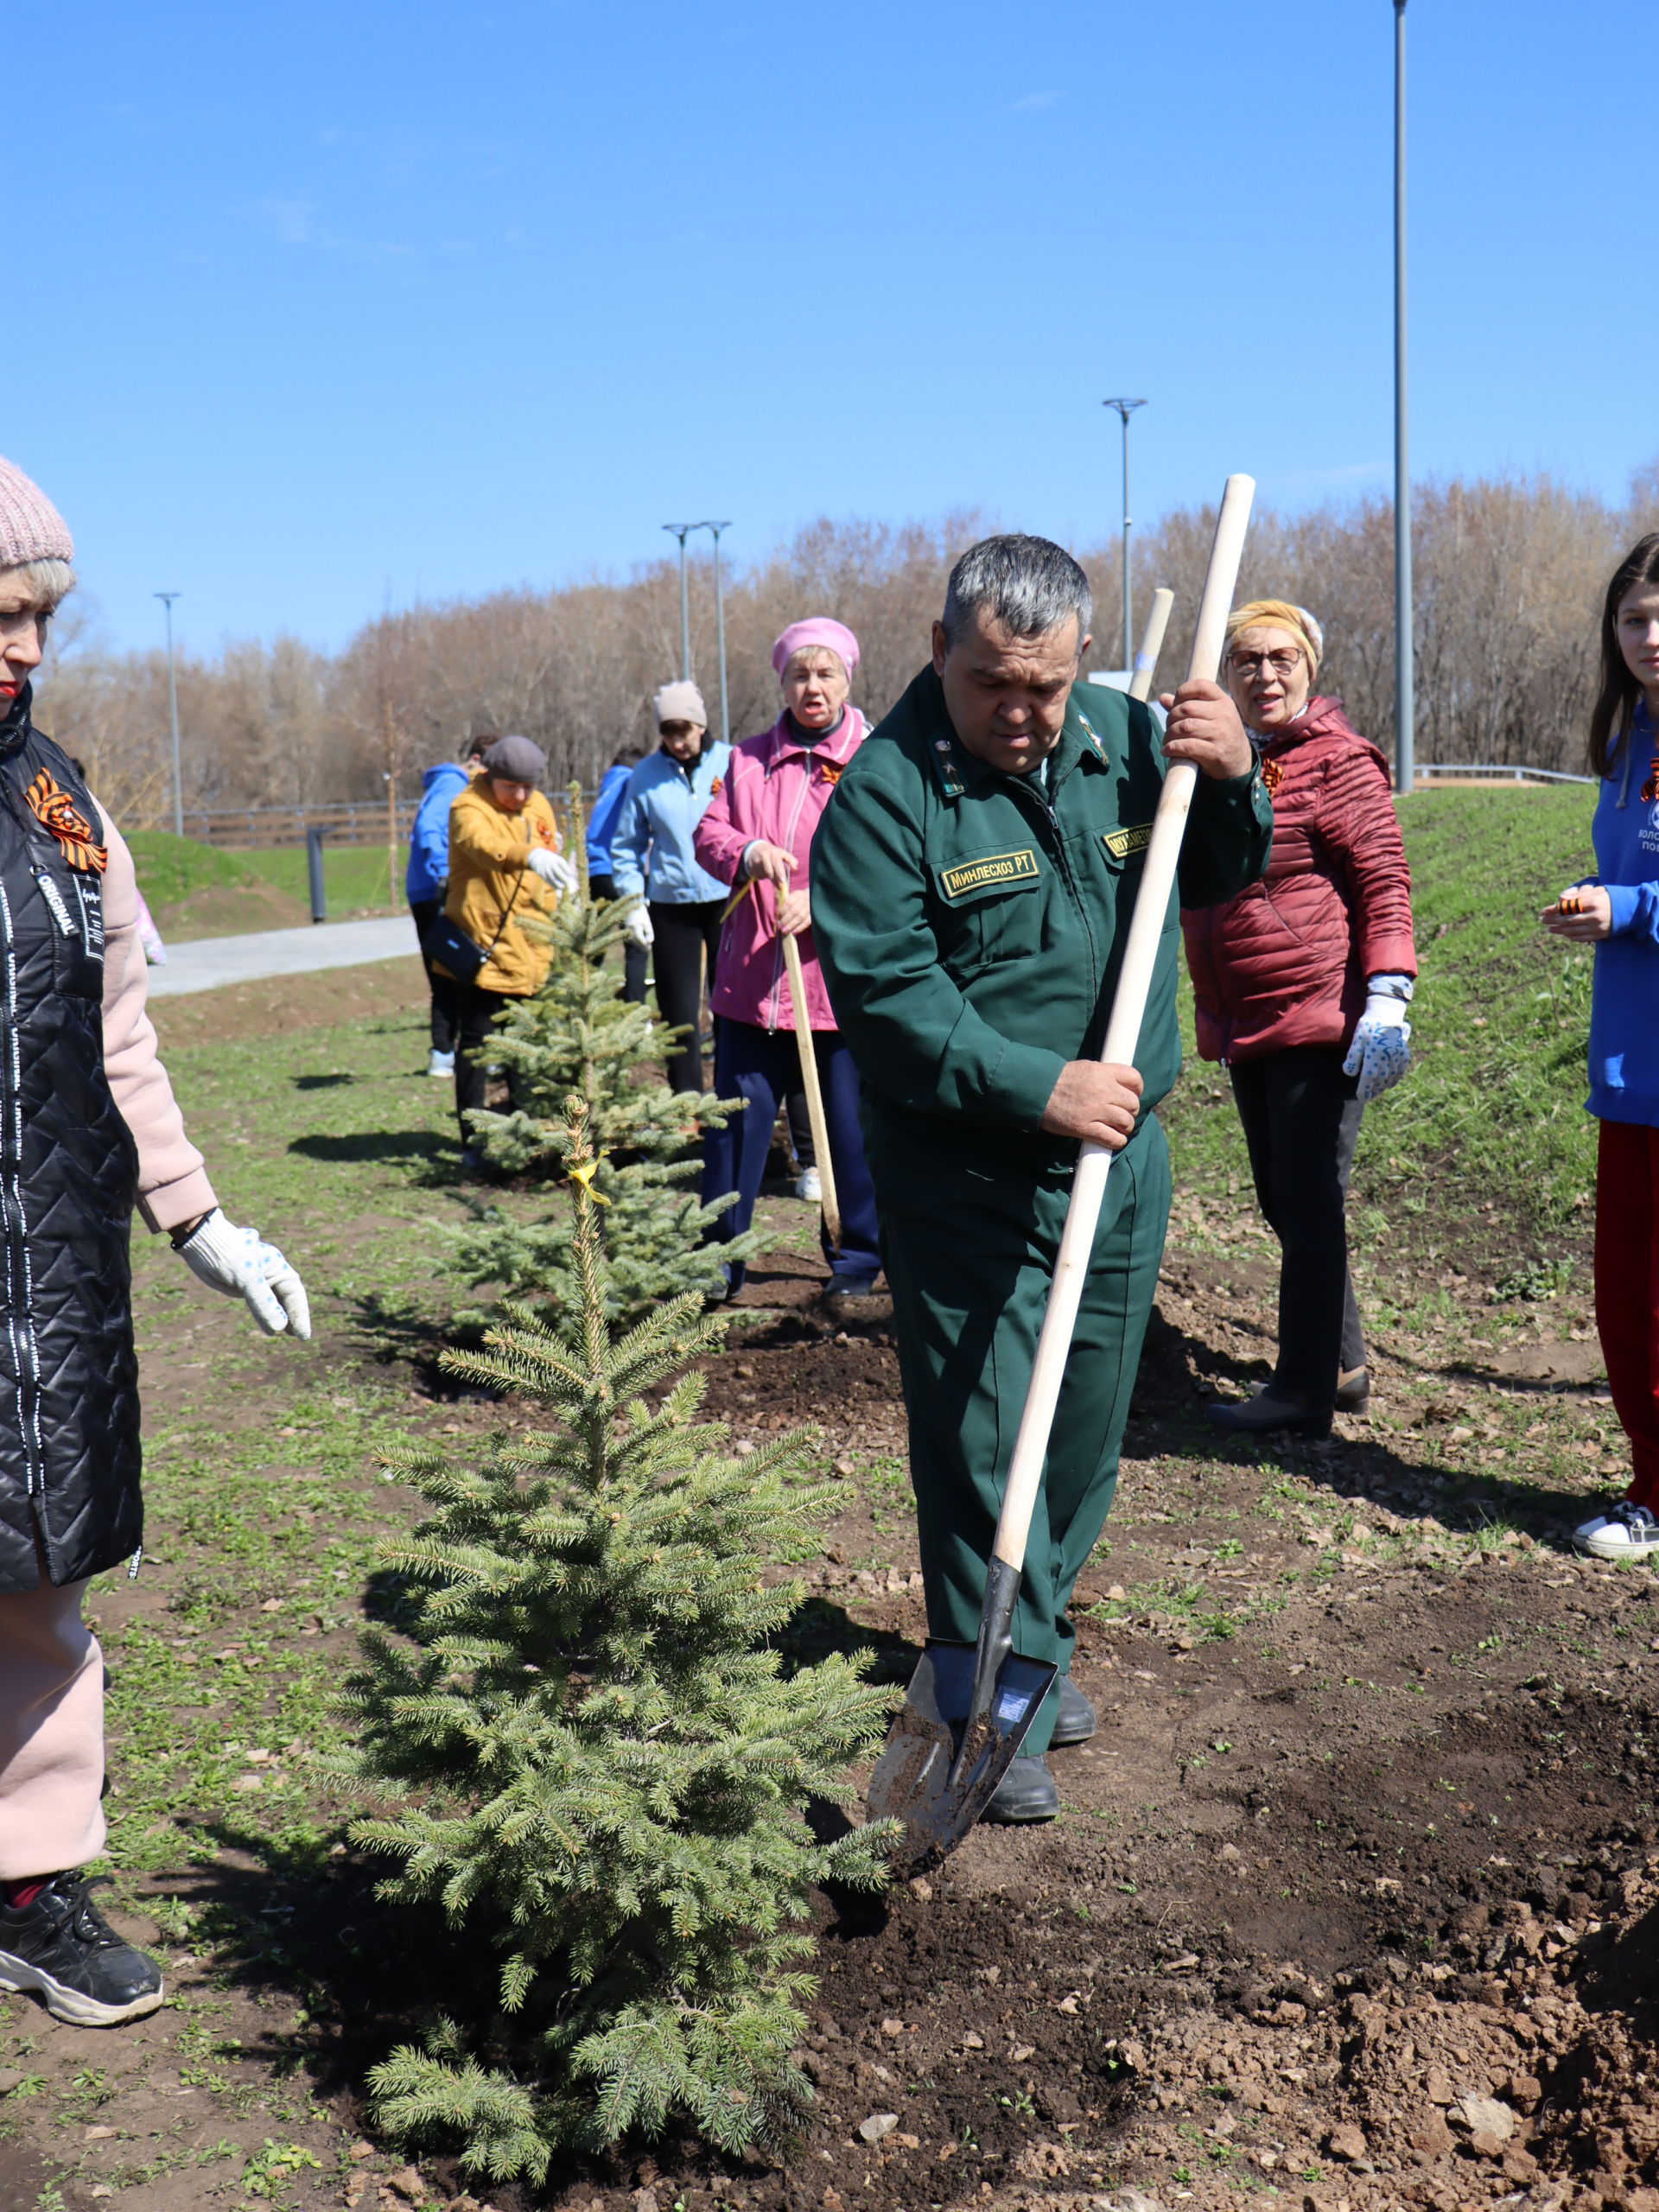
[[1392, 0, 1414, 793], [1103, 399, 1147, 675], [697, 520, 734, 746], [154, 592, 183, 836], [662, 524, 696, 678]]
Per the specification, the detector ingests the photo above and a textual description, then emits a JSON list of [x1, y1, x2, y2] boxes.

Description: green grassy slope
[[124, 832, 403, 937], [237, 843, 402, 916], [124, 830, 262, 908], [1163, 785, 1603, 1270]]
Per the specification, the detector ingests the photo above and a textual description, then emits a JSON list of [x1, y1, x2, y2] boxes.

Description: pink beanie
[[0, 456, 73, 568], [772, 617, 860, 678]]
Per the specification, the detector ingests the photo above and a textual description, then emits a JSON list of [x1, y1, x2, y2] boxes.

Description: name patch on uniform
[[937, 849, 1040, 902], [1102, 823, 1154, 861]]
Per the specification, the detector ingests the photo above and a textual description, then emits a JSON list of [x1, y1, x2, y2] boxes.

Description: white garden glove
[[625, 905, 655, 947], [1342, 986, 1413, 1103], [527, 849, 578, 895], [175, 1211, 312, 1339]]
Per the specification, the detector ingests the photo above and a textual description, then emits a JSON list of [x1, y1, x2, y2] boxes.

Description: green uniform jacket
[[814, 666, 1273, 1173]]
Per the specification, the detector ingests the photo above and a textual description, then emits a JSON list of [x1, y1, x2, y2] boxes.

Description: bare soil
[[0, 985, 1649, 2212]]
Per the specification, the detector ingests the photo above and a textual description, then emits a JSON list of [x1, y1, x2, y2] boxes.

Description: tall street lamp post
[[154, 592, 183, 836], [1393, 0, 1414, 794], [698, 521, 733, 746], [662, 524, 696, 678], [1103, 399, 1147, 675]]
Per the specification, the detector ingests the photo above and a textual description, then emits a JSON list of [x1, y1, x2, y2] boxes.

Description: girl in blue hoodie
[[1542, 534, 1659, 1559]]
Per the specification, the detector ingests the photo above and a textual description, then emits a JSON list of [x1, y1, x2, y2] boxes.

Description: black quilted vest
[[0, 687, 141, 1592]]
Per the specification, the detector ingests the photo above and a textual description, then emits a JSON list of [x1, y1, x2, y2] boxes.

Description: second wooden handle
[[781, 929, 842, 1255]]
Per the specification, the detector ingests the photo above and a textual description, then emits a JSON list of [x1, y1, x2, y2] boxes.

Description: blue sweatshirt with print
[[1586, 703, 1659, 1126]]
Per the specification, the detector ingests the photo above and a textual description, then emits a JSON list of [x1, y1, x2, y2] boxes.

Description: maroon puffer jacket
[[1180, 696, 1416, 1065]]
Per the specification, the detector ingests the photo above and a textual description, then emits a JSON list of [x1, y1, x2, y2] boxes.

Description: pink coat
[[694, 709, 871, 1033]]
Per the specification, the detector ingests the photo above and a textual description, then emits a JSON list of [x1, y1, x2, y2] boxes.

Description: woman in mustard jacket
[[434, 734, 574, 1155]]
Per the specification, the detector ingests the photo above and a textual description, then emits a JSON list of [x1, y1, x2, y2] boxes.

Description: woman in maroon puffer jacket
[[1181, 600, 1417, 1440]]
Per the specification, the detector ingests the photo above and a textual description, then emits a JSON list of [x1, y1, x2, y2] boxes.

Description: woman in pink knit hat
[[0, 457, 311, 2028], [694, 616, 881, 1305]]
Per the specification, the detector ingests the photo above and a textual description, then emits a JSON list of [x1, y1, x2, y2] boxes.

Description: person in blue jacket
[[406, 734, 489, 1077], [1541, 533, 1659, 1561], [585, 743, 648, 1003], [612, 682, 731, 1096]]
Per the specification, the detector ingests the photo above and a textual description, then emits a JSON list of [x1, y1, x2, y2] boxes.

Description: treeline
[[34, 464, 1659, 825]]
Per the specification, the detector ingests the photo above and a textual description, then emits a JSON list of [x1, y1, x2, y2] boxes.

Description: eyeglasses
[[1228, 648, 1303, 678]]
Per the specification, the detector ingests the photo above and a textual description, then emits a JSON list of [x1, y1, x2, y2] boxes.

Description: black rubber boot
[[1050, 1677, 1096, 1748], [1335, 1366, 1370, 1415], [0, 1874, 164, 2027], [1205, 1389, 1332, 1441], [981, 1755, 1059, 1824]]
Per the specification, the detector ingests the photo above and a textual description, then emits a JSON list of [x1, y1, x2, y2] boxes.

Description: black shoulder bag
[[423, 825, 530, 984]]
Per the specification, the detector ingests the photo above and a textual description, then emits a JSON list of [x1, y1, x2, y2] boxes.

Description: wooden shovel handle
[[781, 928, 842, 1253], [988, 476, 1255, 1577], [1127, 587, 1174, 703]]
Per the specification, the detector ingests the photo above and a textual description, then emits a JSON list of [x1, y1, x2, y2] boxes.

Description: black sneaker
[[0, 1873, 164, 2026]]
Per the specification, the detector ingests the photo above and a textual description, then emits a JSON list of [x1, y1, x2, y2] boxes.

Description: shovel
[[868, 481, 1255, 1873], [781, 926, 841, 1254]]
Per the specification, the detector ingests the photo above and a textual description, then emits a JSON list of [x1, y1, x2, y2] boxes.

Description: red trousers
[[1596, 1120, 1659, 1510]]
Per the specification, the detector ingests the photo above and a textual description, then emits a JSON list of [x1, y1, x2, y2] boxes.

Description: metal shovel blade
[[868, 1640, 1058, 1874]]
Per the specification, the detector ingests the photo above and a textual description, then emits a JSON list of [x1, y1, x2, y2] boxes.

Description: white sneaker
[[428, 1050, 454, 1078], [1572, 1503, 1659, 1560], [794, 1167, 821, 1204]]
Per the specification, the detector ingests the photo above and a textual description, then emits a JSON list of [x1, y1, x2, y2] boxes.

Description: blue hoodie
[[405, 760, 473, 903], [585, 761, 632, 880], [612, 741, 732, 905], [1586, 702, 1659, 1126]]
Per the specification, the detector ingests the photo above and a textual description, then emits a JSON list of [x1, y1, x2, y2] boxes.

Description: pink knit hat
[[772, 617, 860, 678], [0, 456, 73, 568]]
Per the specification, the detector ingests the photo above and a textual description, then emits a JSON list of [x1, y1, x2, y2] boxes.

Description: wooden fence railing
[[175, 791, 597, 851], [177, 801, 419, 850]]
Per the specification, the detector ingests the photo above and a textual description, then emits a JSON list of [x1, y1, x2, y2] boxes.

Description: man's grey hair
[[941, 534, 1092, 651]]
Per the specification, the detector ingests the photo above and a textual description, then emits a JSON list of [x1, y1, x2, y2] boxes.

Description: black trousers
[[650, 898, 725, 1096], [409, 898, 464, 1055], [588, 874, 648, 1006], [454, 982, 518, 1137], [1229, 1044, 1366, 1407]]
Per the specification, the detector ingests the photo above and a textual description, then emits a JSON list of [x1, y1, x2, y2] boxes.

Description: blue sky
[[19, 0, 1650, 653]]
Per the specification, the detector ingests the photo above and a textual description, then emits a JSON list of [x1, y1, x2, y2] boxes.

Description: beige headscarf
[[1225, 599, 1324, 676]]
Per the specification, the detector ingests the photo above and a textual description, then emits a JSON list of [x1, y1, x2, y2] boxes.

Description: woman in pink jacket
[[694, 619, 881, 1305]]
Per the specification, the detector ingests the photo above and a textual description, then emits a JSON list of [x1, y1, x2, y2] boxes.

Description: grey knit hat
[[481, 734, 547, 785]]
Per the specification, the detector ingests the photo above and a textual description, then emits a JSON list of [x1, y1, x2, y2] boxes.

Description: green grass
[[1163, 785, 1601, 1260], [125, 830, 261, 909], [124, 831, 403, 925], [235, 843, 402, 915]]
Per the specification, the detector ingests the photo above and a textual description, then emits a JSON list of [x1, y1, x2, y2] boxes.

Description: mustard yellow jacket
[[436, 778, 563, 996]]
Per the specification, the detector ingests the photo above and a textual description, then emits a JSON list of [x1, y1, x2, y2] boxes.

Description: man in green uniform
[[814, 534, 1270, 1822]]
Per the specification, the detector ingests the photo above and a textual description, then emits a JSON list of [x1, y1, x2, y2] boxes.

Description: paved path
[[146, 915, 419, 997]]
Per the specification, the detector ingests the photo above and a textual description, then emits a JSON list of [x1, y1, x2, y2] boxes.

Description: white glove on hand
[[527, 849, 578, 894], [176, 1211, 312, 1339], [625, 905, 655, 947], [1342, 995, 1412, 1103]]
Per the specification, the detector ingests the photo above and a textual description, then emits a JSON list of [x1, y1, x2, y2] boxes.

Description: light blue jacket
[[613, 742, 732, 905], [586, 762, 632, 880], [405, 760, 472, 903], [1586, 703, 1659, 1127]]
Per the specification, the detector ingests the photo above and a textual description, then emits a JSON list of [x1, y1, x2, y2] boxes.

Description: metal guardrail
[[1416, 763, 1594, 786]]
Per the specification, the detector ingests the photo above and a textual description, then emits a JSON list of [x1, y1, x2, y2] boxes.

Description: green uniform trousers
[[875, 1115, 1170, 1754]]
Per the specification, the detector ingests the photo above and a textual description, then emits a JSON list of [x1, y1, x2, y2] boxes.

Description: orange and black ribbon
[[25, 771, 107, 874], [1261, 758, 1284, 796], [1641, 754, 1659, 805]]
